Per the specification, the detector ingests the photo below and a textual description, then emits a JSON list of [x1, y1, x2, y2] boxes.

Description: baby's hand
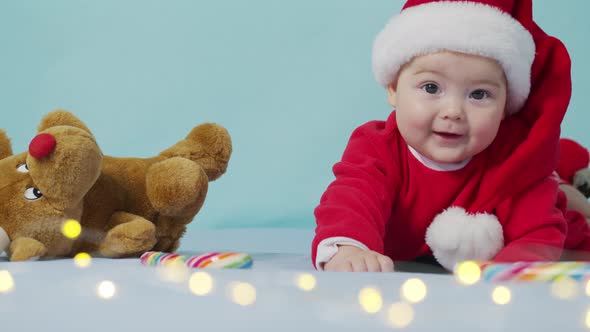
[[324, 245, 394, 272]]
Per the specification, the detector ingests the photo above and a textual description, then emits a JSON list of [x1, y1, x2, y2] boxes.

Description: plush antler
[[37, 109, 93, 134], [0, 130, 13, 160]]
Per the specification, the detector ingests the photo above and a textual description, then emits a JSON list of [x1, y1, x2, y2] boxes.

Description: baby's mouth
[[433, 131, 463, 139]]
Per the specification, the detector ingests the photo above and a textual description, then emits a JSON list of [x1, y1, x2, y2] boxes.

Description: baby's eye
[[421, 83, 439, 94], [470, 89, 489, 100]]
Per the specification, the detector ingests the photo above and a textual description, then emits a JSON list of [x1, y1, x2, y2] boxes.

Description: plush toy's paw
[[146, 157, 208, 217], [159, 123, 232, 181], [153, 237, 181, 253], [574, 169, 590, 198], [99, 218, 157, 257], [9, 237, 48, 261], [185, 123, 232, 181]]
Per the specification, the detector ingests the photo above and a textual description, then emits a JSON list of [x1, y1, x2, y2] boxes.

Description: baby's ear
[[0, 130, 13, 159], [37, 110, 92, 134], [387, 84, 397, 108]]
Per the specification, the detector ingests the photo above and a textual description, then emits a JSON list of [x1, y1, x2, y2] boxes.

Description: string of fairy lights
[[1, 220, 590, 328]]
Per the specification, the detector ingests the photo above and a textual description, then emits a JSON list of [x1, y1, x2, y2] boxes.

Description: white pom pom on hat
[[425, 206, 504, 270]]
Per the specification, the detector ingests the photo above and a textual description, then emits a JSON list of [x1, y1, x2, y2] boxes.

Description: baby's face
[[389, 51, 507, 164]]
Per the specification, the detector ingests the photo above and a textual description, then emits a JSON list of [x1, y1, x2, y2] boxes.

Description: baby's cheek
[[471, 125, 500, 150]]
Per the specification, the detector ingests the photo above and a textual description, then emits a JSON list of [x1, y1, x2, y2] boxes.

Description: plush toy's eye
[[24, 187, 43, 201], [16, 164, 29, 173]]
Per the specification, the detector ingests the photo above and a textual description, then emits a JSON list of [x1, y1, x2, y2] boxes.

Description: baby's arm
[[494, 176, 567, 261], [312, 123, 398, 270]]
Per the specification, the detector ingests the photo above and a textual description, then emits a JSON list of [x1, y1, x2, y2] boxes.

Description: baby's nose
[[440, 101, 464, 120]]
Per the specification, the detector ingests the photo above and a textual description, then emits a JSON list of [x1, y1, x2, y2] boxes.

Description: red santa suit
[[312, 0, 590, 270], [312, 114, 590, 270]]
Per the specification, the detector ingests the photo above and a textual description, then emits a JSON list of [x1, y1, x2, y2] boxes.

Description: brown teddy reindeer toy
[[0, 110, 231, 261]]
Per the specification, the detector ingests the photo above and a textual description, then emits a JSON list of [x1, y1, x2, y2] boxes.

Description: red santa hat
[[373, 0, 572, 270], [557, 138, 590, 184], [372, 0, 535, 114]]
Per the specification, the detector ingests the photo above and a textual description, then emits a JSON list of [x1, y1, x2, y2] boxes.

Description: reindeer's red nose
[[29, 133, 56, 159]]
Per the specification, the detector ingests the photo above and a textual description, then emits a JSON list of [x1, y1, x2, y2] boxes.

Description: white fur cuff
[[315, 237, 369, 270], [425, 207, 504, 270]]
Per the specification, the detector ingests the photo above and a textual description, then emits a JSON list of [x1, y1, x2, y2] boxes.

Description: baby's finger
[[330, 260, 353, 272], [328, 260, 353, 272], [350, 257, 368, 272], [365, 255, 382, 272], [378, 255, 395, 272], [342, 261, 354, 272]]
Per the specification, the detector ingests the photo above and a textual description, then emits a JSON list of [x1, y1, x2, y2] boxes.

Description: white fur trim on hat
[[425, 206, 504, 270], [372, 1, 535, 113]]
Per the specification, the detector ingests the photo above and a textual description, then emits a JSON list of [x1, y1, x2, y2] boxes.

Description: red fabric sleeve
[[311, 123, 397, 266], [493, 176, 567, 262]]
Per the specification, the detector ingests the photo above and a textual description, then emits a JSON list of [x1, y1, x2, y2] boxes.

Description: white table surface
[[0, 228, 588, 331]]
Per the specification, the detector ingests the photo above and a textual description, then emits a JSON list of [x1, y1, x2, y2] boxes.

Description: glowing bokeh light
[[551, 277, 578, 300], [295, 273, 317, 292], [97, 280, 116, 299], [73, 252, 92, 268], [358, 287, 383, 314], [0, 271, 15, 293], [189, 272, 214, 296], [585, 308, 590, 328], [454, 261, 481, 285], [61, 219, 82, 239], [491, 286, 512, 305], [229, 282, 256, 306], [156, 260, 189, 283], [585, 279, 590, 297], [401, 278, 427, 303], [387, 302, 414, 328]]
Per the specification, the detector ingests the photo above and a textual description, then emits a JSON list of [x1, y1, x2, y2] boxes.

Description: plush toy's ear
[[37, 109, 93, 134], [0, 130, 12, 159]]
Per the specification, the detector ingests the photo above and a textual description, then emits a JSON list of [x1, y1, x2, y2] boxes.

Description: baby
[[312, 0, 590, 272]]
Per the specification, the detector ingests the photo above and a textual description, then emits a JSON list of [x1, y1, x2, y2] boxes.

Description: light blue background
[[1, 1, 588, 230]]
